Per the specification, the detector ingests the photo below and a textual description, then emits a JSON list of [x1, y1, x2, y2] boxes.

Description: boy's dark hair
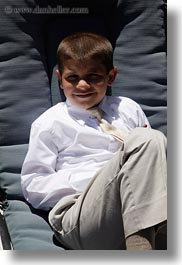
[[57, 32, 114, 73]]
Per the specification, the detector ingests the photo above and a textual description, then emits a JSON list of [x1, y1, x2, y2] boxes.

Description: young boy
[[21, 32, 167, 250]]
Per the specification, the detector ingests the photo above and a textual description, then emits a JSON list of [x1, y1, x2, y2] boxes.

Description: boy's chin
[[71, 97, 104, 110]]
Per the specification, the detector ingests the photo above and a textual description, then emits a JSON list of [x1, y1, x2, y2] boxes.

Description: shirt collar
[[66, 99, 90, 125], [65, 96, 115, 125], [99, 96, 116, 119]]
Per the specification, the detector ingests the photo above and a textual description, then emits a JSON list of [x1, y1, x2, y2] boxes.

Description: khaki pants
[[49, 128, 167, 250]]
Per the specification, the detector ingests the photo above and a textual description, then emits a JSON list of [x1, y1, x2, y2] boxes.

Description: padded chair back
[[0, 0, 166, 249]]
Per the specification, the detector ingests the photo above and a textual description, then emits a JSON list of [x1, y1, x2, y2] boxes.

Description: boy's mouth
[[74, 93, 95, 98]]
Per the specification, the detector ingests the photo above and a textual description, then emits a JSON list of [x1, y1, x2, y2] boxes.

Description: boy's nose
[[76, 79, 90, 89]]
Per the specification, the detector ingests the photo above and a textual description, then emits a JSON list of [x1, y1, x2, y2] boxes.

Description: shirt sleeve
[[135, 103, 151, 128], [120, 97, 151, 130], [21, 122, 77, 211]]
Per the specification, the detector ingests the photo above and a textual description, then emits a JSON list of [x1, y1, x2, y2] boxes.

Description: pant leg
[[49, 128, 167, 249], [120, 128, 167, 238], [49, 147, 126, 250]]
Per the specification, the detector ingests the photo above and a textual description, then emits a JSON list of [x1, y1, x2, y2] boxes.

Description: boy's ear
[[56, 69, 63, 89], [108, 66, 118, 86]]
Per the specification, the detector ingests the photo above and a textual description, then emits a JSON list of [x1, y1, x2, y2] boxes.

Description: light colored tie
[[87, 107, 128, 143]]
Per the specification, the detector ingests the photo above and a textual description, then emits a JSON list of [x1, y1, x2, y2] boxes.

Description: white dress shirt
[[21, 96, 150, 210]]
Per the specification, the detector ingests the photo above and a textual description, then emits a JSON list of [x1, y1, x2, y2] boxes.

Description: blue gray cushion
[[112, 0, 167, 135], [3, 200, 62, 250], [0, 145, 28, 200], [0, 2, 52, 146], [0, 0, 167, 250]]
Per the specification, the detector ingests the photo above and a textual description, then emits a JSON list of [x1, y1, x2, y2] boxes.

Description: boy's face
[[56, 59, 117, 110]]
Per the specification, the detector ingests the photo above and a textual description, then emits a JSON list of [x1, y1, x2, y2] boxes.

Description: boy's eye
[[65, 74, 104, 84], [66, 75, 79, 82], [86, 74, 104, 83]]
